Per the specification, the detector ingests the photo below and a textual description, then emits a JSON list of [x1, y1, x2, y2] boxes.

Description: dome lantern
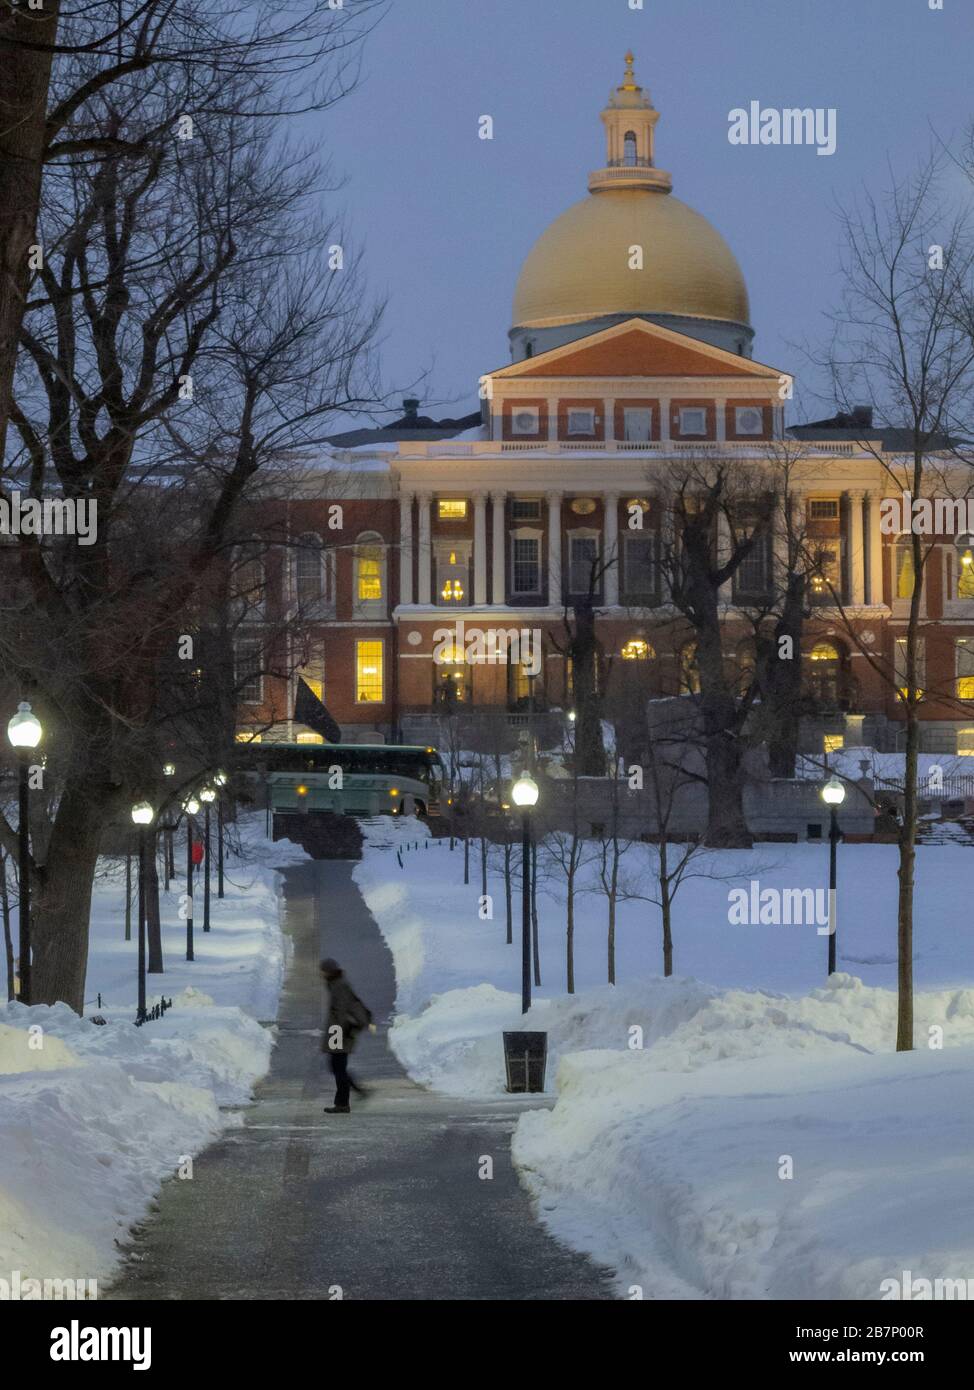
[[589, 52, 672, 195]]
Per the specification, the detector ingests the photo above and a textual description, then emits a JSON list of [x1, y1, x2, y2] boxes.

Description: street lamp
[[182, 796, 199, 961], [821, 775, 846, 976], [131, 801, 154, 1023], [511, 772, 540, 1015], [161, 763, 176, 888], [213, 771, 227, 898], [200, 786, 216, 933], [7, 701, 42, 1004]]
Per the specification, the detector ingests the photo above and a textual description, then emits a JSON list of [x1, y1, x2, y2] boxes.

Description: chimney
[[851, 405, 873, 429], [403, 398, 420, 420]]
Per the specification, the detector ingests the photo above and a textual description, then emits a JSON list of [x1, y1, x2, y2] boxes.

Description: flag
[[294, 677, 342, 743]]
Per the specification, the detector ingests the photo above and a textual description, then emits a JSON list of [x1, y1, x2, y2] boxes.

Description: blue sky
[[310, 0, 973, 423]]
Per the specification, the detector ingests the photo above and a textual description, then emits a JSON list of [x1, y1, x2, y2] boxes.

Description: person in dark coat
[[320, 958, 374, 1113]]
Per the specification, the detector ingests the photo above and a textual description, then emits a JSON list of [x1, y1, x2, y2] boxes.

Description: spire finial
[[621, 51, 638, 92]]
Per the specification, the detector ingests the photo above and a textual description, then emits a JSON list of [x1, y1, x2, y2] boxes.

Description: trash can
[[502, 1031, 548, 1093]]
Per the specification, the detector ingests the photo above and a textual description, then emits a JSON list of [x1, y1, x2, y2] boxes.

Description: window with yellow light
[[438, 499, 467, 520], [356, 641, 384, 703], [357, 548, 382, 602], [823, 733, 844, 754]]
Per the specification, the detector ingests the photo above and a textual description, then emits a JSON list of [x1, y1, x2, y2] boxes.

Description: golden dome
[[512, 187, 750, 330]]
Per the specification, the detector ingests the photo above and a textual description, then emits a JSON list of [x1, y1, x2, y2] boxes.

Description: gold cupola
[[510, 55, 752, 361]]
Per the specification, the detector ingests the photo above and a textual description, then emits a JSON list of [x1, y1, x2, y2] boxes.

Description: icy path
[[106, 859, 611, 1301]]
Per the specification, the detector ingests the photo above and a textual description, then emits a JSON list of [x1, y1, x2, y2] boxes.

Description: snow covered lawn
[[356, 817, 974, 1298], [0, 814, 307, 1294]]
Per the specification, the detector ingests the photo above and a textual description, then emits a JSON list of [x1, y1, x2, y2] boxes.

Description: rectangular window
[[808, 543, 841, 604], [511, 498, 541, 521], [823, 733, 844, 754], [958, 639, 974, 700], [809, 498, 839, 520], [511, 407, 540, 436], [512, 535, 541, 594], [357, 551, 382, 602], [894, 543, 915, 599], [235, 640, 263, 705], [623, 534, 659, 603], [438, 499, 467, 520], [734, 532, 772, 599], [895, 636, 924, 700], [735, 406, 764, 436], [569, 535, 599, 594], [623, 408, 652, 442], [679, 407, 707, 436], [567, 408, 595, 435], [356, 640, 384, 703]]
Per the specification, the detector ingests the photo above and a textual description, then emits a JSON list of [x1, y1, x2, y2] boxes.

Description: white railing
[[396, 439, 865, 461]]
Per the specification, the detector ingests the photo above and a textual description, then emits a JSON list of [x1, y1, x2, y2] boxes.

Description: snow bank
[[0, 813, 308, 1291]]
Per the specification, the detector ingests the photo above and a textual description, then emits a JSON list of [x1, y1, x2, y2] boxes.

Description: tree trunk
[[659, 840, 674, 976], [896, 524, 923, 1052], [503, 840, 512, 945], [566, 867, 575, 993], [531, 838, 540, 986], [146, 833, 164, 974], [0, 3, 61, 460], [704, 711, 752, 847], [31, 782, 107, 1012], [760, 569, 806, 778], [570, 598, 606, 776]]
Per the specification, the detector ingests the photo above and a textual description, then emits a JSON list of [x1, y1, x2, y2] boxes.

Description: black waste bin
[[502, 1031, 548, 1093]]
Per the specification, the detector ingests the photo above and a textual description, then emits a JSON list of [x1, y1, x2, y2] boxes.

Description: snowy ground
[[356, 815, 974, 1299], [0, 814, 307, 1295]]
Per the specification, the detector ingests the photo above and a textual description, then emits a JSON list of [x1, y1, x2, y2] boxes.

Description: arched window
[[679, 641, 700, 695], [354, 532, 386, 616], [294, 532, 333, 609], [807, 640, 842, 708], [623, 131, 638, 167], [232, 539, 265, 619]]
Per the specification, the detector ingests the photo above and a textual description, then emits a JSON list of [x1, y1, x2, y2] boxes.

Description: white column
[[715, 399, 727, 443], [491, 490, 506, 605], [398, 491, 414, 606], [659, 398, 671, 443], [473, 491, 487, 606], [717, 507, 733, 604], [416, 492, 432, 605], [847, 489, 865, 605], [547, 490, 562, 607], [866, 491, 884, 605], [604, 492, 619, 605]]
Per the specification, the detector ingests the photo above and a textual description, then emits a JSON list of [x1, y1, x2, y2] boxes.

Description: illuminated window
[[958, 544, 974, 598], [296, 732, 325, 745], [808, 544, 841, 604], [894, 636, 924, 702], [958, 729, 974, 756], [356, 641, 384, 703], [823, 733, 844, 754], [438, 500, 467, 520], [436, 547, 468, 605], [354, 533, 385, 614], [235, 730, 262, 743], [807, 641, 841, 707], [680, 642, 700, 695], [895, 544, 915, 600], [957, 639, 974, 699], [621, 639, 654, 661]]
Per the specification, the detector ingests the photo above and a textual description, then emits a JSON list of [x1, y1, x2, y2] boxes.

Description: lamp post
[[821, 775, 846, 976], [511, 772, 539, 1015], [7, 701, 42, 1004], [214, 771, 227, 899], [200, 786, 216, 932], [183, 796, 199, 961], [131, 801, 154, 1022]]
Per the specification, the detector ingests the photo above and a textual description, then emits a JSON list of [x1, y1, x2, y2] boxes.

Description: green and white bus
[[236, 743, 448, 819]]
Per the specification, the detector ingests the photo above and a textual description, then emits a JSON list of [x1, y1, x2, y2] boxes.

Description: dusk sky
[[313, 0, 973, 424]]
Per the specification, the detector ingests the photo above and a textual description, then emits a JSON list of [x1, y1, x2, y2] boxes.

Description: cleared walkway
[[107, 858, 612, 1300]]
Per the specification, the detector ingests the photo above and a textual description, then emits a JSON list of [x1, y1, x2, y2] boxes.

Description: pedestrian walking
[[320, 957, 375, 1113]]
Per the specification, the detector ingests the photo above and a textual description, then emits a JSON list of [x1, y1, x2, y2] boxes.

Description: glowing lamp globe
[[511, 774, 540, 809], [162, 762, 176, 777], [182, 796, 200, 816], [199, 786, 217, 803], [131, 801, 154, 826], [7, 702, 42, 749], [821, 776, 846, 807]]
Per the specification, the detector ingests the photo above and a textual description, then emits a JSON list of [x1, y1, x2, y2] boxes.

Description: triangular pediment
[[489, 318, 785, 382]]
